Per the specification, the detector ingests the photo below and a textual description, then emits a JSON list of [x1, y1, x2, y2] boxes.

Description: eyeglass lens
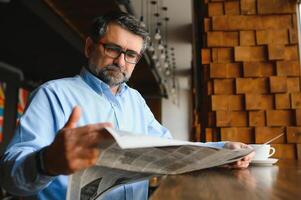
[[103, 44, 140, 64]]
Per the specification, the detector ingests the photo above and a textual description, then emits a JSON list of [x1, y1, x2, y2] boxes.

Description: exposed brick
[[210, 63, 226, 78], [236, 78, 268, 94], [234, 46, 266, 62], [224, 1, 240, 15], [226, 63, 242, 78], [287, 127, 301, 143], [284, 45, 299, 60], [210, 63, 241, 78], [205, 128, 219, 142], [243, 62, 274, 77], [266, 110, 294, 126], [271, 144, 296, 159], [213, 79, 235, 94], [257, 0, 296, 14], [201, 48, 211, 64], [291, 93, 301, 109], [212, 15, 292, 31], [256, 29, 289, 45], [207, 31, 239, 47], [255, 127, 286, 143], [207, 80, 213, 95], [287, 77, 300, 93], [208, 2, 224, 16], [275, 93, 291, 109], [269, 76, 287, 93], [243, 62, 260, 77], [240, 31, 255, 46], [211, 95, 244, 111], [204, 18, 211, 32], [245, 94, 274, 110], [221, 127, 254, 143], [212, 48, 234, 63], [241, 0, 256, 15], [295, 109, 301, 126], [203, 65, 210, 83], [293, 13, 298, 29], [268, 44, 285, 60], [289, 28, 298, 44], [276, 61, 300, 77], [205, 128, 213, 142], [249, 111, 266, 127], [207, 111, 216, 127], [216, 111, 248, 127]]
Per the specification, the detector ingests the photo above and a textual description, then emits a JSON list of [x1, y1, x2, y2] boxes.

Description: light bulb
[[171, 87, 176, 94], [140, 22, 146, 28], [148, 45, 155, 52], [152, 54, 158, 60], [158, 43, 164, 50], [154, 33, 161, 40], [154, 28, 161, 40], [164, 62, 169, 68], [155, 61, 160, 67]]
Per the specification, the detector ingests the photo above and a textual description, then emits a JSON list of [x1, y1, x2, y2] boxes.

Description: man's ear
[[84, 37, 94, 58]]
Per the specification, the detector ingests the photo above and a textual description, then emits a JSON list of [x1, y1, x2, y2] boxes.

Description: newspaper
[[67, 128, 253, 200]]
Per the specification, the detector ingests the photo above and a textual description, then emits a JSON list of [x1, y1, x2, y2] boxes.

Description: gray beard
[[88, 64, 130, 87]]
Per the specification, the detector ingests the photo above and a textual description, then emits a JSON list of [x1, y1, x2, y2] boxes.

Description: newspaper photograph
[[67, 128, 254, 200]]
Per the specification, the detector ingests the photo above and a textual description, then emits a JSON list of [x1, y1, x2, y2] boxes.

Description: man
[[0, 12, 254, 199]]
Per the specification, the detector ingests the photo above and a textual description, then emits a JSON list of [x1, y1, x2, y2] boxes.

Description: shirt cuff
[[204, 141, 227, 148], [23, 150, 56, 188], [35, 147, 56, 177]]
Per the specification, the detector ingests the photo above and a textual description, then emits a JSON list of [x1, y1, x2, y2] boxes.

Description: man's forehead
[[101, 22, 143, 51]]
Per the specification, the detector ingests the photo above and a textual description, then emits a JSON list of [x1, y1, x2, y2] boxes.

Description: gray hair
[[89, 11, 149, 52]]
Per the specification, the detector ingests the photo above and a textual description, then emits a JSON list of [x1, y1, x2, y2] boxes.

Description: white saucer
[[250, 158, 278, 166]]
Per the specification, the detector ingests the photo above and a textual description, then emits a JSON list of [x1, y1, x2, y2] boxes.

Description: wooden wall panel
[[197, 0, 300, 159]]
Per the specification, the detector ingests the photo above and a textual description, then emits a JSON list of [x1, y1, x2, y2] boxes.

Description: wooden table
[[150, 160, 301, 200]]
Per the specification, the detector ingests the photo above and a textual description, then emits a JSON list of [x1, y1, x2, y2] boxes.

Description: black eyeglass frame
[[97, 42, 142, 64]]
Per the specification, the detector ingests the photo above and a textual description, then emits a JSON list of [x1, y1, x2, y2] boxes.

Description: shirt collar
[[80, 67, 128, 95]]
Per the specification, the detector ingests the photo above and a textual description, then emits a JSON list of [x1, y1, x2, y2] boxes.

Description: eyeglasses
[[98, 42, 141, 64]]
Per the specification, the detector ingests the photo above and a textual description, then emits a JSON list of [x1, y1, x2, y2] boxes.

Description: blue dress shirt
[[0, 68, 225, 199]]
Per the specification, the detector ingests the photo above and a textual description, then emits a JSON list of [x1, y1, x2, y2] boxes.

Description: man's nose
[[113, 52, 126, 67]]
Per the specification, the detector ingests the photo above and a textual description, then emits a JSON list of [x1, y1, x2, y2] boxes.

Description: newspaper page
[[67, 166, 152, 200], [67, 128, 253, 200]]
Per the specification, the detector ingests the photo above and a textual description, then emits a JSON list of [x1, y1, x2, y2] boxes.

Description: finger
[[73, 123, 114, 147], [243, 152, 256, 161], [64, 106, 81, 128], [75, 122, 113, 135], [85, 130, 114, 147], [229, 162, 249, 169], [240, 143, 249, 149]]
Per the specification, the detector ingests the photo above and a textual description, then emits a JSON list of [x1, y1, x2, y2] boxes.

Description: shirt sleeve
[[0, 86, 65, 196]]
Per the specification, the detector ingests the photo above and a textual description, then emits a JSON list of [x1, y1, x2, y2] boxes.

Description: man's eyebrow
[[105, 43, 122, 48], [106, 42, 140, 54]]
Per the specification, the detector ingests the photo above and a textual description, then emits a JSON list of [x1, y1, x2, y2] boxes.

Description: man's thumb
[[64, 106, 81, 128]]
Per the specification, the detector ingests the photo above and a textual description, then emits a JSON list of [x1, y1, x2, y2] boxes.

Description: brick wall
[[199, 0, 300, 159]]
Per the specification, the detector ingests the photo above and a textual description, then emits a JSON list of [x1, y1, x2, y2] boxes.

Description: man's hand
[[43, 106, 113, 175], [223, 142, 255, 169]]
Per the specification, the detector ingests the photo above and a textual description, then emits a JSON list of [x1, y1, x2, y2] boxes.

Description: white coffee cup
[[249, 144, 275, 160]]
